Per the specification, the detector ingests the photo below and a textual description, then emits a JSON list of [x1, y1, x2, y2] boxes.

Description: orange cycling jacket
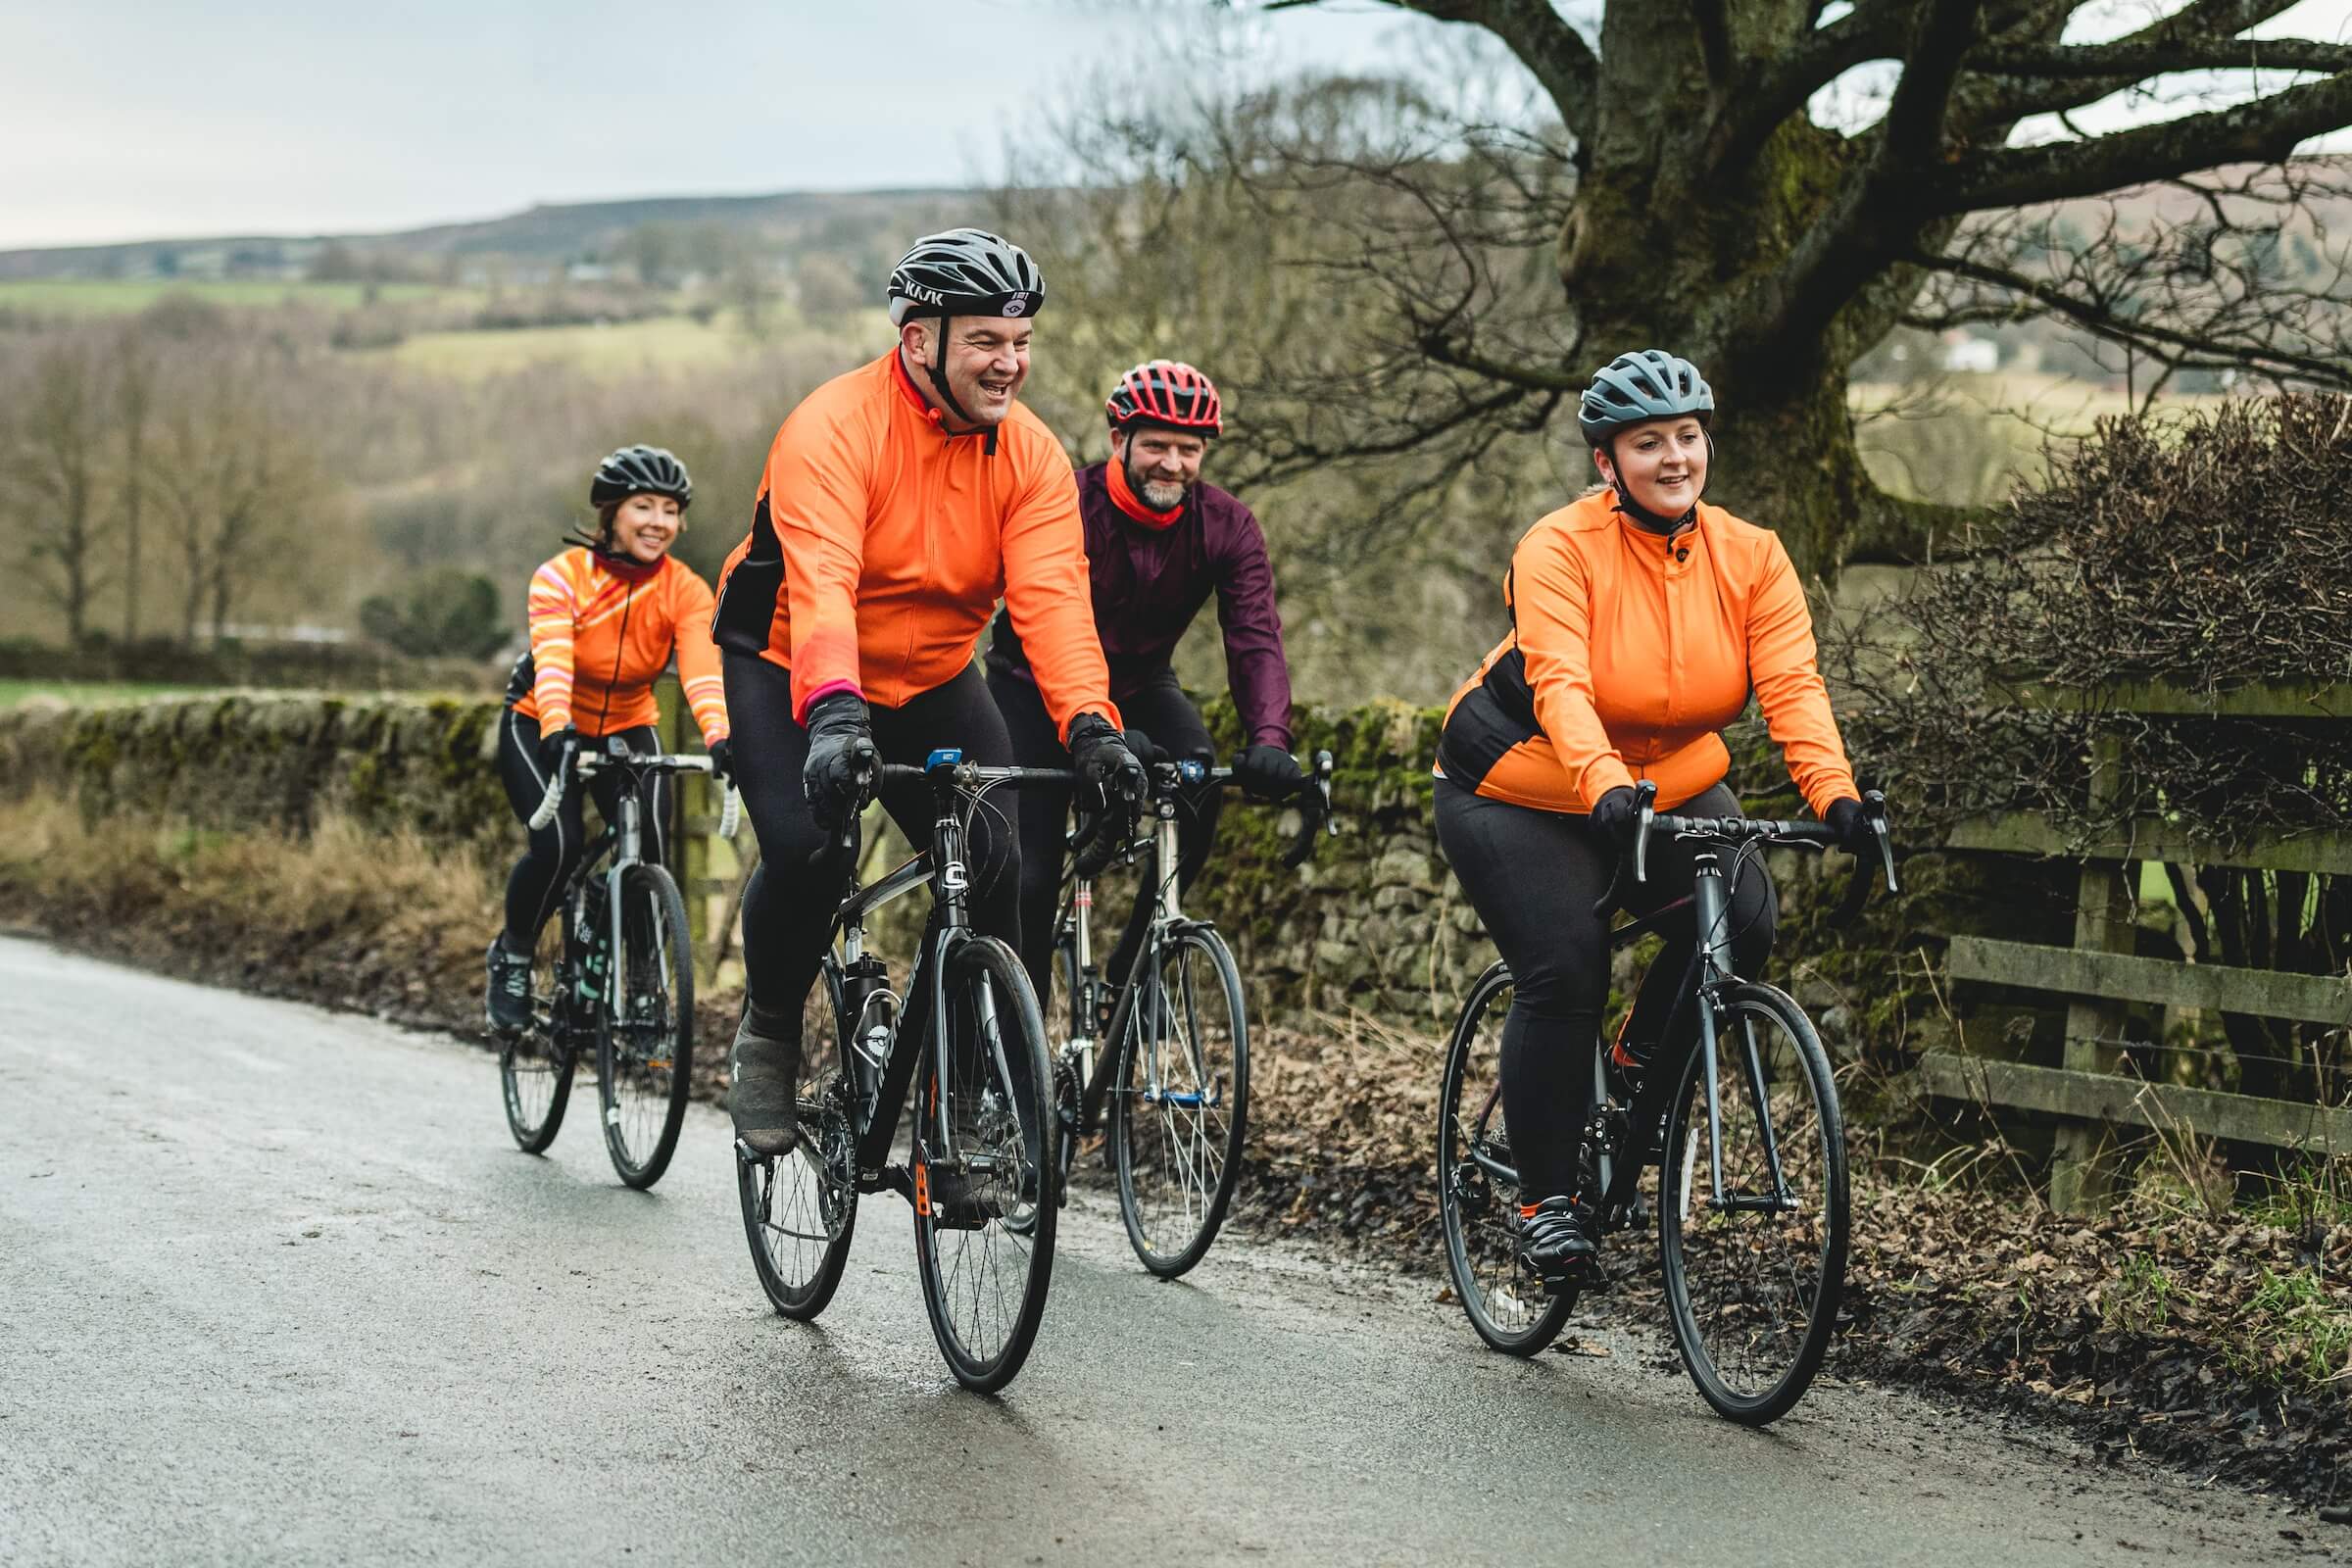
[[712, 350, 1118, 739], [1436, 490, 1856, 817], [510, 549, 730, 745]]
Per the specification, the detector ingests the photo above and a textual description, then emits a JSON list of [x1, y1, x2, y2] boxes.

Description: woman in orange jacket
[[1433, 350, 1874, 1279], [485, 444, 732, 1035]]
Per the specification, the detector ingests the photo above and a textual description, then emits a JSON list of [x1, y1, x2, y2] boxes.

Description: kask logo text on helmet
[[902, 283, 946, 306]]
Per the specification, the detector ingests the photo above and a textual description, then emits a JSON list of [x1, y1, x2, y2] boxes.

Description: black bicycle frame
[[826, 754, 1057, 1189]]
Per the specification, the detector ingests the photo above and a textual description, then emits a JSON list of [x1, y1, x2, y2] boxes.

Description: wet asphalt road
[[0, 935, 2333, 1566]]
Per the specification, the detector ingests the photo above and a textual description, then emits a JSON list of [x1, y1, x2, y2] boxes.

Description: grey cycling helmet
[[1578, 350, 1714, 447], [590, 443, 692, 509], [886, 228, 1045, 326]]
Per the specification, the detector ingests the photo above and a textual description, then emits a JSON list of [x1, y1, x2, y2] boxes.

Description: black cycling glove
[[1822, 796, 1876, 856], [539, 724, 581, 776], [802, 693, 877, 830], [1235, 744, 1304, 802], [1587, 784, 1642, 846], [707, 737, 736, 786]]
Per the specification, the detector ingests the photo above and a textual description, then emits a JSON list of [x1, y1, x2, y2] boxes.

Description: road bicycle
[[1437, 781, 1896, 1424], [734, 750, 1064, 1393], [498, 738, 738, 1191], [1033, 751, 1334, 1276]]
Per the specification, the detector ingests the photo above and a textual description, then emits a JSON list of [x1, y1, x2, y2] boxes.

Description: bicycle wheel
[[501, 919, 578, 1152], [1658, 981, 1848, 1425], [1110, 925, 1248, 1278], [738, 962, 859, 1319], [598, 863, 695, 1190], [1438, 960, 1572, 1355], [911, 936, 1056, 1392]]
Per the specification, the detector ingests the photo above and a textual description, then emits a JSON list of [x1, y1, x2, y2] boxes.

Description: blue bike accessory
[[1179, 759, 1207, 783], [926, 747, 964, 768]]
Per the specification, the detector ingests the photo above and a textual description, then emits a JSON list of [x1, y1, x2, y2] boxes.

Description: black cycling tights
[[496, 710, 666, 952], [989, 664, 1222, 1006], [724, 654, 1022, 1024], [1434, 777, 1776, 1204]]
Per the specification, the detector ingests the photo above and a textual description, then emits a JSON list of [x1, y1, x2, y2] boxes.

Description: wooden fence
[[649, 675, 752, 989], [1917, 678, 2352, 1211]]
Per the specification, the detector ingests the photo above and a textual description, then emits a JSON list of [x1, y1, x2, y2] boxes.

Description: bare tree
[[1190, 0, 2352, 576], [114, 323, 158, 642], [5, 336, 115, 647]]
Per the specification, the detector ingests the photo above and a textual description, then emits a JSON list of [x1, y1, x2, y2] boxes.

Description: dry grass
[[0, 793, 502, 1033]]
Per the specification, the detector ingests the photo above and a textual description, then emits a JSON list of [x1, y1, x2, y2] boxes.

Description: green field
[[0, 278, 464, 315], [0, 679, 202, 709]]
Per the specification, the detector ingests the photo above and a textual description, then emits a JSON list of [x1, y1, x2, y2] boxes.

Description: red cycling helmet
[[1105, 359, 1223, 436]]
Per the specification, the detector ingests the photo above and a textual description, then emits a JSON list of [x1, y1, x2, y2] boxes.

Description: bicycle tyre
[[596, 863, 695, 1189], [1437, 960, 1572, 1355], [911, 936, 1056, 1393], [501, 921, 579, 1153], [738, 962, 859, 1320], [1110, 924, 1249, 1278], [1658, 981, 1848, 1425]]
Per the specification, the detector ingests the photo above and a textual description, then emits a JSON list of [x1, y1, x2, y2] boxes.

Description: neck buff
[[1106, 457, 1185, 529]]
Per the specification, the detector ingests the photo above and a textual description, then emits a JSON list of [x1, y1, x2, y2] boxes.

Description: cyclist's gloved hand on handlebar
[[1068, 712, 1146, 810], [802, 692, 877, 830], [1822, 796, 1876, 856], [538, 724, 580, 774], [1588, 784, 1643, 846], [1235, 744, 1304, 802], [707, 737, 736, 786], [1122, 727, 1162, 770]]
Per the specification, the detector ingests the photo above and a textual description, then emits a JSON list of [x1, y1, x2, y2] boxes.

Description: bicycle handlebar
[[1589, 782, 1898, 924], [525, 743, 740, 841]]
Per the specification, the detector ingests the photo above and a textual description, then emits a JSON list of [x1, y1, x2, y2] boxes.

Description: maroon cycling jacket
[[987, 462, 1293, 748]]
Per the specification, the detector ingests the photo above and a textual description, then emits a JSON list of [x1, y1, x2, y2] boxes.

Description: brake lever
[[808, 757, 878, 866], [1631, 780, 1658, 885], [1589, 780, 1659, 918], [1866, 789, 1899, 894]]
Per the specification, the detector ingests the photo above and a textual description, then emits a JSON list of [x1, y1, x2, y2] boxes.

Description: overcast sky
[[4, 0, 2348, 250]]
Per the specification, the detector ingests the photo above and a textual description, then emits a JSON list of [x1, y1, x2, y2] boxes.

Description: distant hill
[[0, 187, 972, 283]]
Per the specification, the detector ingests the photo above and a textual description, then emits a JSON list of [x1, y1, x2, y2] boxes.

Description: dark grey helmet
[[886, 228, 1045, 325], [1578, 350, 1714, 446], [590, 444, 692, 509]]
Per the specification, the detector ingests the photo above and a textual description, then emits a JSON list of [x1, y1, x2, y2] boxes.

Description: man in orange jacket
[[712, 228, 1143, 1157]]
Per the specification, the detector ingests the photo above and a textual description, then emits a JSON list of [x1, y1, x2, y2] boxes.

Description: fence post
[[2051, 731, 2132, 1213]]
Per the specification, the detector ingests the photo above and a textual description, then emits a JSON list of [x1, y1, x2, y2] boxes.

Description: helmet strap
[[1601, 438, 1698, 535], [920, 311, 1000, 455]]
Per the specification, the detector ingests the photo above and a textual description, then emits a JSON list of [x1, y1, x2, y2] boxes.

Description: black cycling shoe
[[485, 937, 533, 1036], [1518, 1195, 1599, 1281], [728, 1000, 804, 1157]]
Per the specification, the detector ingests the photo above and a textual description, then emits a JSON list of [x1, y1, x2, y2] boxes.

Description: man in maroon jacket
[[987, 358, 1298, 1006]]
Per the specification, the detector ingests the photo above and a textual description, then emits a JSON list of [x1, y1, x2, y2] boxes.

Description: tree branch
[[1912, 246, 2352, 388], [1972, 37, 2352, 77], [1691, 0, 1734, 97], [1709, 0, 1914, 172], [1883, 0, 1988, 168], [1372, 0, 1600, 142], [1935, 69, 2352, 213], [1957, 0, 2304, 126]]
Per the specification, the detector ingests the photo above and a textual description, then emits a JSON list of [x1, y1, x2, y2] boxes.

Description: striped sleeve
[[668, 566, 730, 745], [526, 554, 581, 736]]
